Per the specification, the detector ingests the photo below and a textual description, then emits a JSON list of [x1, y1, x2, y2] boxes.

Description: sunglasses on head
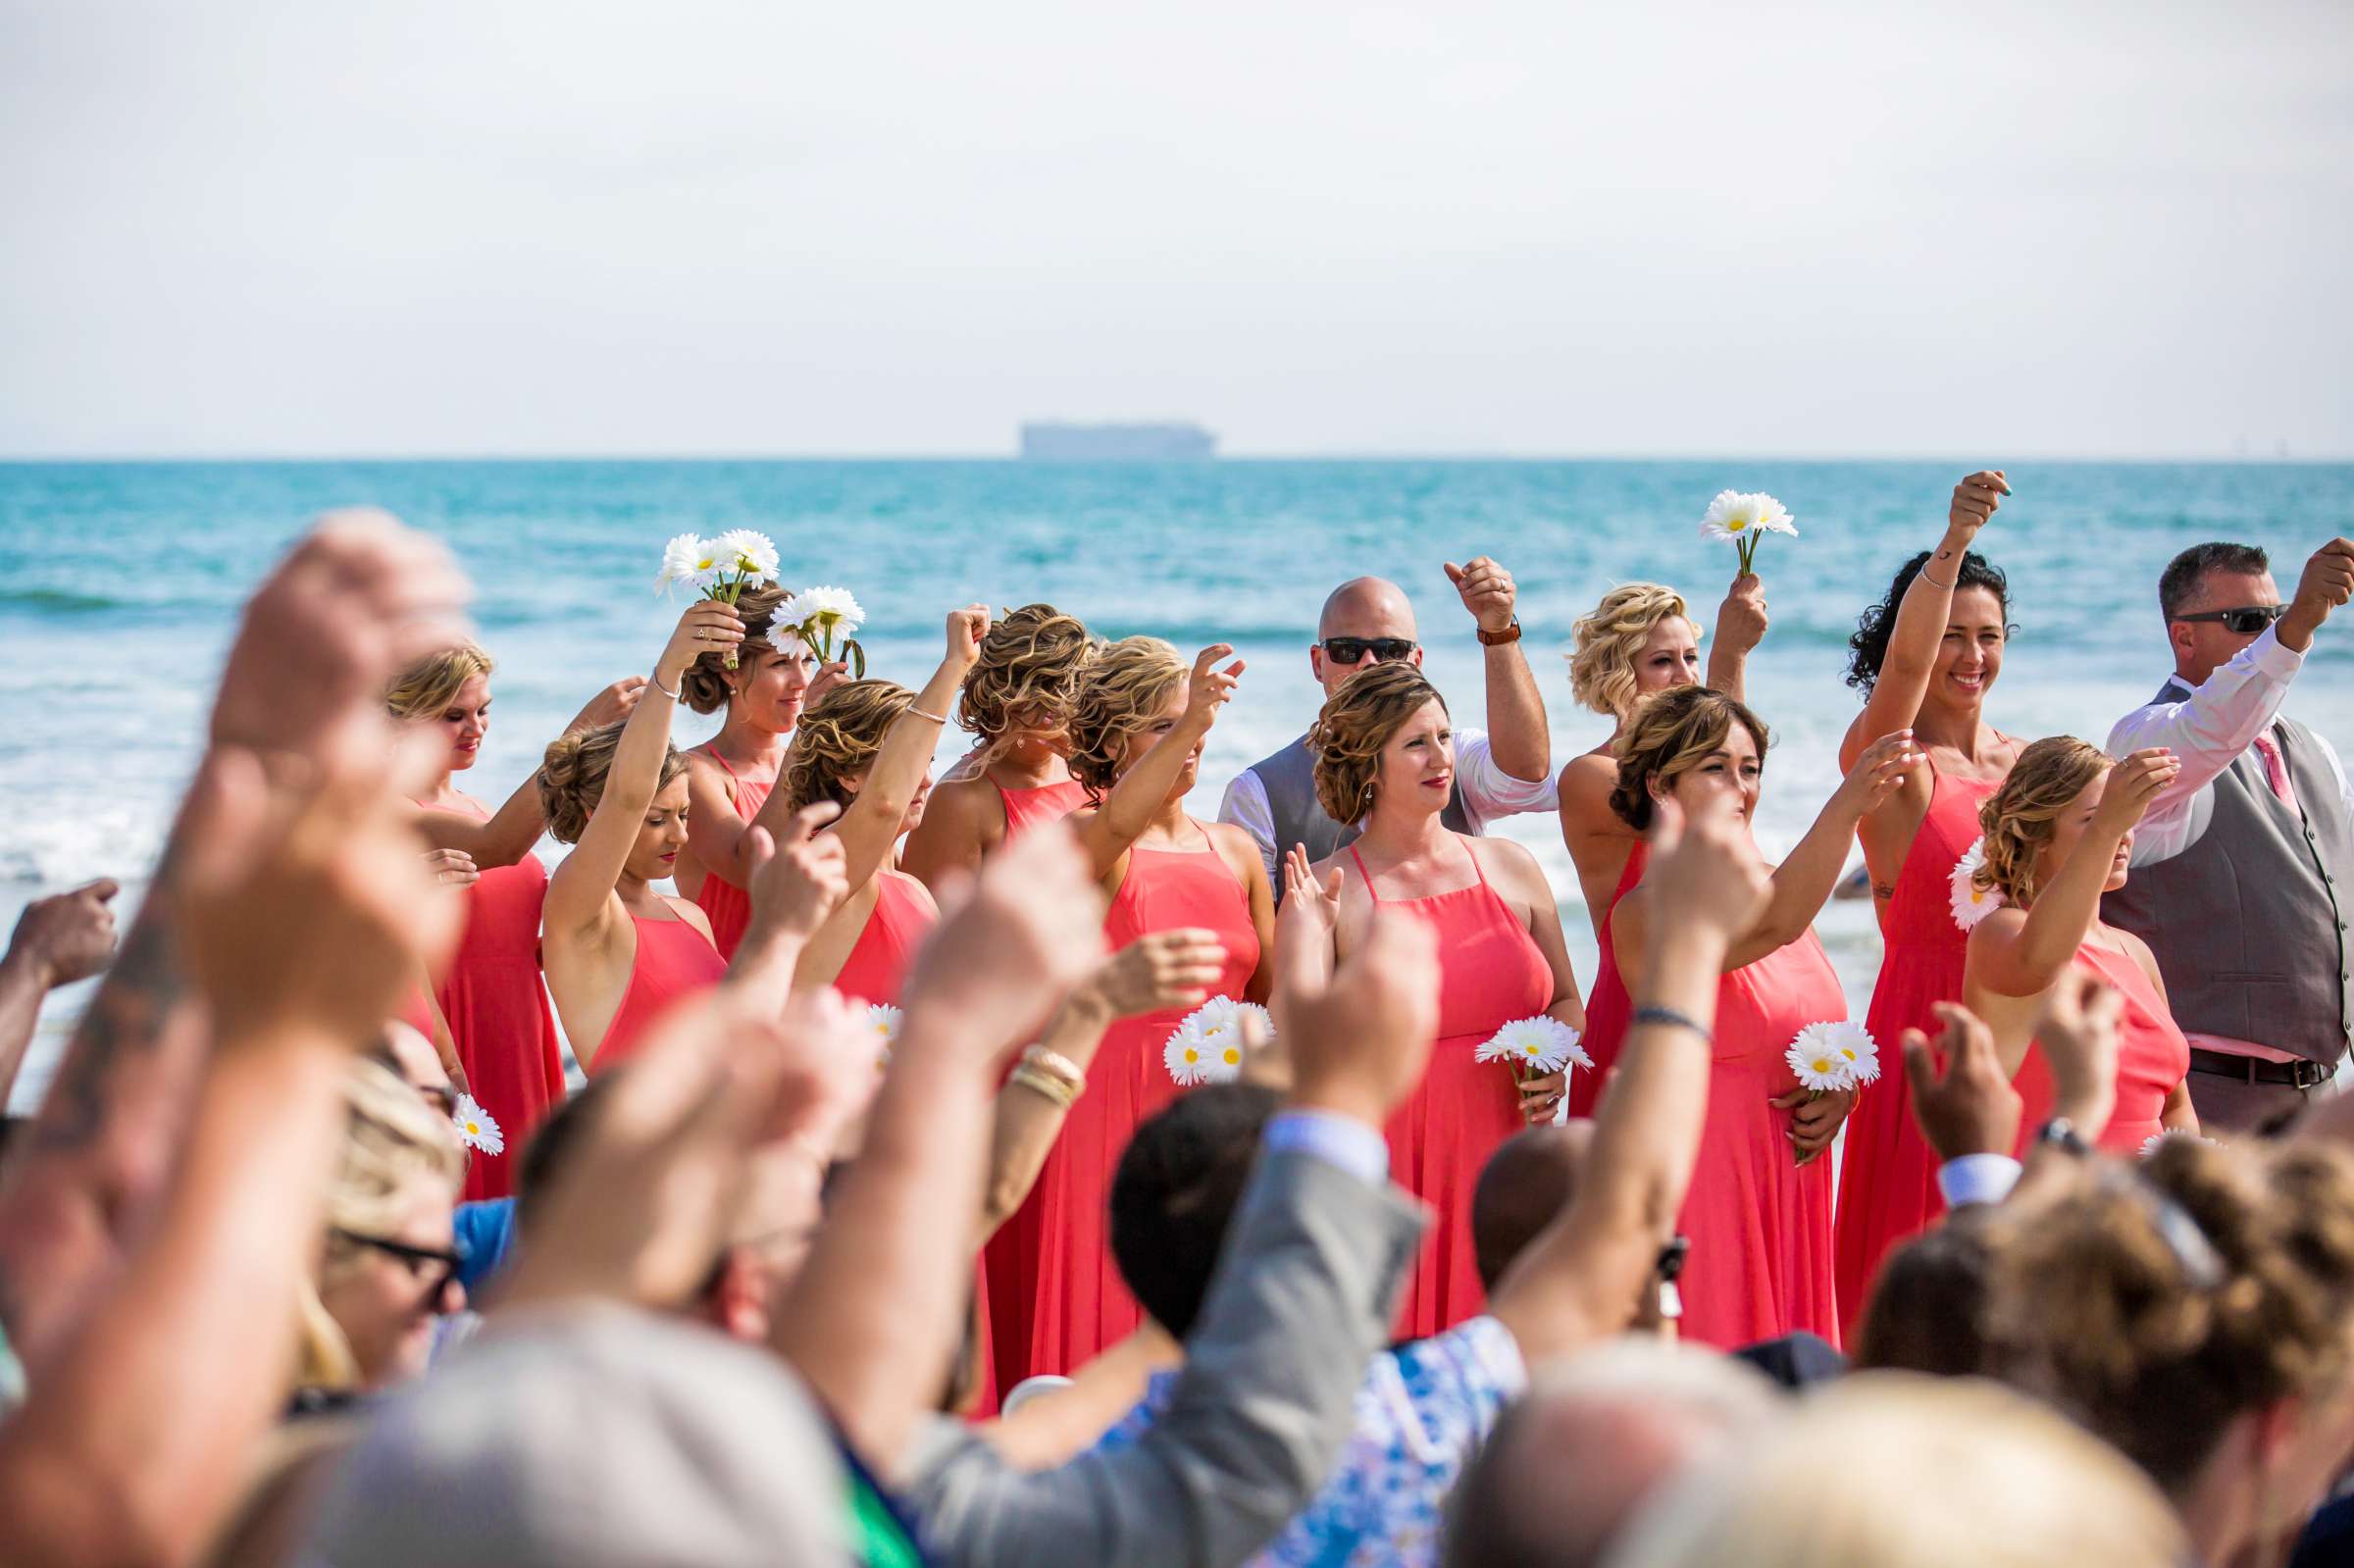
[[333, 1228, 468, 1301], [2176, 604, 2287, 636], [1320, 636, 1417, 665]]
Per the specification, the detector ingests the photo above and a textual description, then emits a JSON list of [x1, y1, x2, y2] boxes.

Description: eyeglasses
[[2175, 604, 2287, 636], [1320, 636, 1417, 665], [333, 1228, 468, 1302]]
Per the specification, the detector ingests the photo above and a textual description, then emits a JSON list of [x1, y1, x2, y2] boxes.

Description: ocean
[[5, 458, 2349, 1110]]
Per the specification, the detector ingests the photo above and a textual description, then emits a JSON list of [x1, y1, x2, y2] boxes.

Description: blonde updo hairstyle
[[1308, 662, 1448, 827], [537, 720, 686, 844], [293, 1058, 466, 1392], [385, 643, 494, 723], [1567, 582, 1695, 720], [959, 603, 1095, 752], [1972, 736, 2109, 906], [681, 583, 793, 716], [784, 679, 915, 813], [1069, 636, 1188, 798], [1988, 1136, 2354, 1494], [1608, 684, 1771, 832]]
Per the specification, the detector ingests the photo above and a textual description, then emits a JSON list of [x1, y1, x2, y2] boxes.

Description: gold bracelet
[[1020, 1044, 1088, 1090], [1008, 1065, 1079, 1110]]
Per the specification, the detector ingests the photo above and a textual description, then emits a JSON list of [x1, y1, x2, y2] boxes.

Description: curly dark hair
[[1845, 549, 2013, 695]]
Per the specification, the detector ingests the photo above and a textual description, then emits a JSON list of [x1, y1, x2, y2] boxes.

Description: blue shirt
[[453, 1198, 515, 1292]]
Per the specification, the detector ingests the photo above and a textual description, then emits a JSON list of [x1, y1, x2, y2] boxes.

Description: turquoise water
[[5, 459, 2349, 1104]]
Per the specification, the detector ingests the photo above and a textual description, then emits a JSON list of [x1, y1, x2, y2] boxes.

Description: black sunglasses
[[1320, 636, 1417, 665], [2176, 604, 2287, 636], [333, 1228, 468, 1300]]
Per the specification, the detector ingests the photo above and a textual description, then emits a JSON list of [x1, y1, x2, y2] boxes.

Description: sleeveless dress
[[691, 749, 775, 962], [998, 779, 1092, 842], [1564, 840, 1647, 1119], [2010, 938, 2192, 1155], [428, 801, 567, 1201], [1676, 931, 1850, 1349], [1832, 764, 2002, 1338], [985, 835, 1262, 1389], [586, 907, 728, 1073], [1353, 837, 1557, 1340], [830, 871, 937, 1008]]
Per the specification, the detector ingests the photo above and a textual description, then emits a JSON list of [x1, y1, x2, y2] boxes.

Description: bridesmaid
[[540, 601, 739, 1072], [900, 603, 1096, 890], [1602, 686, 1918, 1349], [986, 636, 1272, 1388], [1297, 660, 1585, 1339], [782, 606, 992, 1006], [387, 646, 639, 1197], [1831, 470, 2025, 1338], [1964, 739, 2197, 1152], [1556, 577, 1765, 1117], [677, 584, 845, 960]]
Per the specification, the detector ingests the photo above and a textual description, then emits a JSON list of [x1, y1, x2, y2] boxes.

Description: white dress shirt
[[2106, 625, 2354, 866], [1217, 727, 1560, 885]]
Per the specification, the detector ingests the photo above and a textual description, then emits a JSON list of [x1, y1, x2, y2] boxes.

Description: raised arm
[[1487, 794, 1770, 1363], [412, 678, 640, 866], [1845, 472, 2009, 766], [542, 602, 737, 938], [1446, 557, 1550, 783], [1971, 748, 2178, 997], [1077, 645, 1242, 879], [826, 607, 988, 892], [0, 881, 118, 1107], [1704, 574, 1768, 702], [721, 804, 851, 1010], [1722, 731, 1919, 969]]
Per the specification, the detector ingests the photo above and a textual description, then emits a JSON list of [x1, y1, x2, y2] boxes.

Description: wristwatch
[[2036, 1117, 2093, 1158], [1476, 618, 1522, 646]]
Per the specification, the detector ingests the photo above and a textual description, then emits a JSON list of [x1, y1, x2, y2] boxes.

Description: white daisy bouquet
[[1783, 1020, 1878, 1166], [2141, 1130, 2217, 1159], [862, 1002, 902, 1073], [783, 584, 870, 678], [1476, 1017, 1591, 1124], [653, 529, 783, 669], [1699, 490, 1798, 577], [451, 1093, 505, 1156], [1949, 838, 2006, 933], [1164, 995, 1273, 1086]]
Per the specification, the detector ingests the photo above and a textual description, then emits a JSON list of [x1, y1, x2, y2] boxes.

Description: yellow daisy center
[[1811, 1056, 1836, 1074], [1221, 1047, 1241, 1066], [1182, 1046, 1200, 1063], [1729, 518, 1748, 531]]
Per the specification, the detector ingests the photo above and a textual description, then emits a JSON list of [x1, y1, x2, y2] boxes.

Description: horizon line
[[1, 449, 2348, 466]]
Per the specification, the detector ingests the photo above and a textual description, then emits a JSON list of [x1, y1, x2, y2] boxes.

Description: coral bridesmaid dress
[[985, 834, 1260, 1388], [2009, 937, 2192, 1156], [998, 779, 1092, 840], [829, 872, 938, 1008], [1564, 840, 1647, 1120], [691, 750, 774, 962], [586, 905, 727, 1073]]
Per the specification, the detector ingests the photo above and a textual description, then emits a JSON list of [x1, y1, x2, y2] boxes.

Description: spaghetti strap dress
[[420, 799, 567, 1200], [586, 906, 728, 1074], [1354, 835, 1557, 1340], [1564, 840, 1647, 1119], [985, 835, 1261, 1389], [691, 749, 775, 962], [1676, 931, 1849, 1349], [829, 871, 938, 1008], [998, 779, 1093, 842], [1832, 763, 2003, 1338], [2009, 938, 2192, 1156]]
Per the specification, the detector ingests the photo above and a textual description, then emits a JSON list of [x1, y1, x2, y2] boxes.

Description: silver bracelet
[[649, 672, 682, 702], [908, 705, 948, 724]]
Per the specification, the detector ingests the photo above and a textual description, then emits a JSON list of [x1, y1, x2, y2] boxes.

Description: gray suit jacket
[[902, 1149, 1426, 1568]]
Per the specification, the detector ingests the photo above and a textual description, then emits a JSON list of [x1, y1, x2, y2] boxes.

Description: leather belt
[[2186, 1047, 2337, 1091]]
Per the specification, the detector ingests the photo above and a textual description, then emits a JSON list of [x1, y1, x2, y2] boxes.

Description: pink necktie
[[2252, 730, 2300, 815]]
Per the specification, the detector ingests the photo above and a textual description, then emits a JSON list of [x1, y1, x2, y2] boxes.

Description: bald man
[[1218, 559, 1555, 890]]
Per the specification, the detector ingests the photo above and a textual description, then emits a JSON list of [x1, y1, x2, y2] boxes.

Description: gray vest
[[1248, 733, 1474, 873], [2101, 689, 2354, 1064]]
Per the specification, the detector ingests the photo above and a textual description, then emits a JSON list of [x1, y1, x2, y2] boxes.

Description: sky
[[2, 0, 2349, 459]]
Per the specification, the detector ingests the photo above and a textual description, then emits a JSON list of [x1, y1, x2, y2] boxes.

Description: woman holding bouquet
[[1832, 471, 2027, 1337], [1294, 661, 1585, 1339], [1556, 577, 1766, 1117], [901, 603, 1097, 892], [539, 601, 737, 1072], [1600, 685, 1919, 1349], [1963, 739, 2197, 1152], [678, 585, 846, 960], [778, 606, 993, 1006], [388, 646, 640, 1198], [986, 636, 1271, 1387]]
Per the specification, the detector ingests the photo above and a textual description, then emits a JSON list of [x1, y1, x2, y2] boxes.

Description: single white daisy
[[1475, 1016, 1592, 1075], [767, 613, 812, 660], [785, 584, 866, 643], [1699, 489, 1759, 544], [1785, 1024, 1857, 1093], [863, 1002, 902, 1072], [1164, 1019, 1213, 1086], [451, 1094, 505, 1156], [1950, 838, 2007, 932], [710, 529, 781, 586], [1791, 1020, 1874, 1090], [654, 532, 715, 595], [1750, 492, 1798, 536]]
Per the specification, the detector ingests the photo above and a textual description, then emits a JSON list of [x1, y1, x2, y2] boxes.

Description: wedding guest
[[1220, 561, 1553, 892], [1832, 470, 2026, 1336], [2103, 537, 2354, 1130], [1293, 661, 1584, 1336], [902, 603, 1097, 891], [539, 602, 739, 1071]]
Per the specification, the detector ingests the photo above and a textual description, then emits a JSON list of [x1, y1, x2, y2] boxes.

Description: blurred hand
[[1944, 471, 2010, 543], [568, 678, 647, 735], [1281, 909, 1441, 1129], [900, 823, 1107, 1054], [1901, 1001, 2022, 1161], [1641, 794, 1771, 953], [2035, 969, 2124, 1140], [1714, 574, 1769, 656], [1833, 730, 1923, 821], [1084, 928, 1227, 1019], [423, 846, 479, 889], [5, 879, 121, 990], [742, 804, 850, 945], [1444, 556, 1517, 634], [1278, 845, 1343, 941], [1773, 1084, 1857, 1161], [1518, 1068, 1566, 1125], [806, 660, 854, 707]]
